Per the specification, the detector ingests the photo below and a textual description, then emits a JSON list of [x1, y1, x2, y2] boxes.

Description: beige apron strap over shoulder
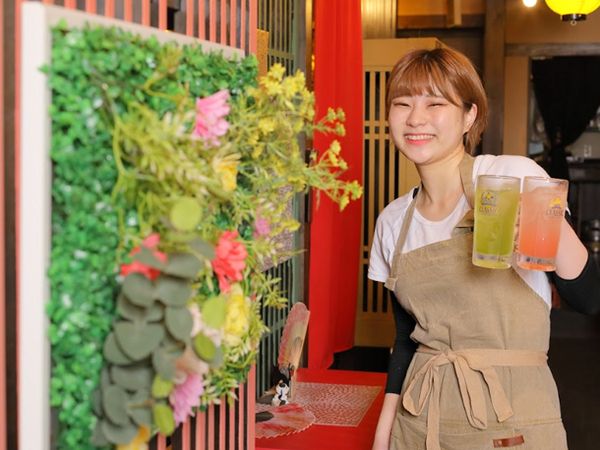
[[385, 189, 419, 291], [459, 152, 475, 208], [455, 153, 476, 231]]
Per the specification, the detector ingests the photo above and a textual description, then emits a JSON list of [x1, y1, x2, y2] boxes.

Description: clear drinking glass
[[472, 175, 521, 269], [517, 176, 569, 271]]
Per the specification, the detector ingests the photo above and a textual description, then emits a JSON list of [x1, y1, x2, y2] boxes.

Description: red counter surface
[[255, 369, 386, 450]]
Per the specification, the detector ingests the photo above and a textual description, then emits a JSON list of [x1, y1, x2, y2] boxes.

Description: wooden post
[[482, 0, 505, 155], [447, 0, 462, 27]]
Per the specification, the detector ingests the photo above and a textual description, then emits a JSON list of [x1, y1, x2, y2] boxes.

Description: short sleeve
[[368, 216, 389, 282]]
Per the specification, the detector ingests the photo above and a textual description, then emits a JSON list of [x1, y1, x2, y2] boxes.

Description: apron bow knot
[[402, 346, 539, 450]]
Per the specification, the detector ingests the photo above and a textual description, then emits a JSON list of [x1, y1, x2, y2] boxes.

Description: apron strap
[[459, 153, 475, 208], [385, 188, 419, 289]]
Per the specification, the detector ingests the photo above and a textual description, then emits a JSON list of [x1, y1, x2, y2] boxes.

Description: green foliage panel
[[46, 23, 257, 450]]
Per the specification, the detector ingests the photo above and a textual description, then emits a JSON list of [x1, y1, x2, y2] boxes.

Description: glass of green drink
[[472, 175, 521, 269]]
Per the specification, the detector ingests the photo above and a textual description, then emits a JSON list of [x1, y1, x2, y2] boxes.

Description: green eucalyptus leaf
[[114, 321, 164, 360], [127, 389, 152, 427], [162, 331, 187, 352], [152, 375, 174, 399], [122, 273, 155, 307], [155, 276, 192, 307], [152, 347, 177, 380], [91, 420, 110, 446], [101, 418, 138, 445], [163, 253, 202, 278], [92, 389, 103, 416], [170, 197, 202, 231], [193, 333, 217, 361], [201, 297, 226, 329], [102, 385, 129, 425], [111, 365, 154, 391], [146, 301, 164, 322], [165, 307, 193, 341], [103, 332, 133, 364], [153, 403, 176, 436], [189, 238, 216, 260], [209, 345, 224, 369], [134, 246, 167, 270], [117, 294, 143, 322], [101, 367, 111, 391]]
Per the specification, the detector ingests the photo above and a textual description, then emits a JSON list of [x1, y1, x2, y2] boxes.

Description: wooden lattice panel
[[355, 38, 442, 347]]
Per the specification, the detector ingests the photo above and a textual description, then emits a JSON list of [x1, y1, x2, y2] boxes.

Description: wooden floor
[[333, 309, 600, 450]]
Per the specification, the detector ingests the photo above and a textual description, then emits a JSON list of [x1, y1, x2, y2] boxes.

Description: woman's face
[[388, 92, 476, 167]]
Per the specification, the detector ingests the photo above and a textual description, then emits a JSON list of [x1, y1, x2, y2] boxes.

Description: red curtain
[[308, 0, 363, 369]]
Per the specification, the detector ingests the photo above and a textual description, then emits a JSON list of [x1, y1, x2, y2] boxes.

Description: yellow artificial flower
[[212, 153, 240, 192], [339, 195, 350, 211], [251, 143, 265, 159], [329, 140, 341, 155], [248, 130, 260, 145], [224, 284, 251, 345], [281, 72, 305, 96], [258, 117, 276, 135], [268, 64, 286, 81], [116, 426, 151, 450], [329, 152, 339, 166]]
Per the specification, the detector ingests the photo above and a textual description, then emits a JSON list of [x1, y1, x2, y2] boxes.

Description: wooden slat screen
[[32, 0, 258, 53], [149, 366, 256, 450], [258, 0, 296, 74], [357, 68, 399, 347], [258, 258, 294, 397], [356, 39, 441, 348], [254, 0, 307, 400]]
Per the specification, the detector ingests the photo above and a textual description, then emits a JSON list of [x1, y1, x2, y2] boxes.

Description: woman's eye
[[392, 102, 410, 107], [429, 102, 446, 107]]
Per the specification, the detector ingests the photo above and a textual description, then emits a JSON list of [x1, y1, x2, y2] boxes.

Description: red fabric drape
[[308, 0, 363, 369]]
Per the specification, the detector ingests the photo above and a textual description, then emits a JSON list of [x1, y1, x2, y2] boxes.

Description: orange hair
[[386, 47, 488, 154]]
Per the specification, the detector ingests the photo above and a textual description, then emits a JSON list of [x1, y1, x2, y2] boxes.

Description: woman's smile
[[404, 133, 435, 145]]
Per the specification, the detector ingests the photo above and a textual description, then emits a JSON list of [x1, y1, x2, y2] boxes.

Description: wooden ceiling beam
[[396, 14, 483, 29], [482, 0, 506, 155]]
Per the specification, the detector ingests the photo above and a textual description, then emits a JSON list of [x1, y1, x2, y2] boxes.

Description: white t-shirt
[[368, 154, 553, 307]]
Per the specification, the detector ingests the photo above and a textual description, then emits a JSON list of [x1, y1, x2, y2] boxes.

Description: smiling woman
[[368, 46, 596, 450]]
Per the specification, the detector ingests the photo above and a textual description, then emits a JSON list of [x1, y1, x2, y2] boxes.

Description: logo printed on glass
[[545, 197, 563, 217], [478, 191, 498, 215]]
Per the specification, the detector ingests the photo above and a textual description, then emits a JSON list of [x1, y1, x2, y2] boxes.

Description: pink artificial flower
[[174, 346, 210, 385], [120, 233, 167, 281], [169, 373, 204, 425], [193, 90, 230, 146], [253, 217, 271, 239], [211, 231, 247, 293]]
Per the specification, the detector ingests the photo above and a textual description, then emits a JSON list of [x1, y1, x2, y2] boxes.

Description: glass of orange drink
[[517, 176, 569, 271]]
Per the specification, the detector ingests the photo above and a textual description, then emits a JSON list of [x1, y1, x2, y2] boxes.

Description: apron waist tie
[[402, 345, 548, 450]]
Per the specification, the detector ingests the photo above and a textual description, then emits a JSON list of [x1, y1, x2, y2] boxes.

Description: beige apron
[[386, 154, 568, 450]]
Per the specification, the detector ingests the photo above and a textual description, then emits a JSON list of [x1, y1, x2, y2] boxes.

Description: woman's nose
[[406, 105, 427, 127]]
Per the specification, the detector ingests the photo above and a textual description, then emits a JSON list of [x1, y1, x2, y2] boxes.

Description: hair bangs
[[387, 57, 462, 108]]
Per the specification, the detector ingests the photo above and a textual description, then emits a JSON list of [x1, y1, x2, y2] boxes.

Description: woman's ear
[[464, 103, 478, 133]]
